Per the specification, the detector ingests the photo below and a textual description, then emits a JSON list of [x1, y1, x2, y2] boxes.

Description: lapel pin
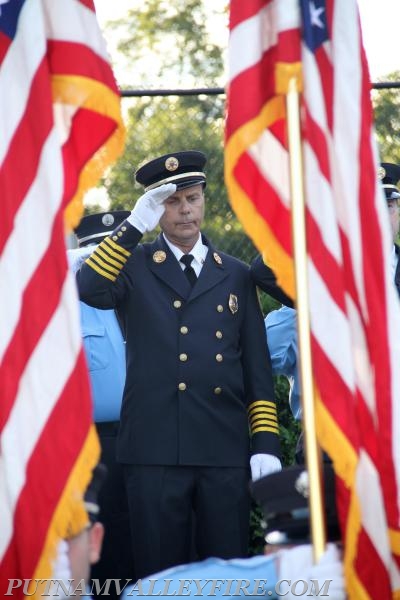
[[153, 250, 167, 263]]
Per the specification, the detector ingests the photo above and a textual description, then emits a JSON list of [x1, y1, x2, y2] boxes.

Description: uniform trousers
[[123, 464, 250, 580], [91, 422, 135, 598]]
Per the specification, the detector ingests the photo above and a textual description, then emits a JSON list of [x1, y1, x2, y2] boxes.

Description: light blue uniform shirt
[[68, 246, 126, 423], [265, 306, 301, 419], [122, 555, 279, 598], [80, 302, 126, 422]]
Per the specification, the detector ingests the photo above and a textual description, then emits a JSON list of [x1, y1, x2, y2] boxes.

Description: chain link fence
[[113, 80, 400, 267]]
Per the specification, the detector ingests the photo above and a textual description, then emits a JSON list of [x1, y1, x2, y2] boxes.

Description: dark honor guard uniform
[[77, 151, 281, 579], [379, 162, 400, 297], [250, 255, 294, 308]]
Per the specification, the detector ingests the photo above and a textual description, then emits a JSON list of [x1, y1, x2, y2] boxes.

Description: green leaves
[[373, 71, 400, 164]]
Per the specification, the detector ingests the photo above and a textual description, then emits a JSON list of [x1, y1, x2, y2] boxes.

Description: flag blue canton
[[0, 0, 24, 40], [300, 0, 329, 51]]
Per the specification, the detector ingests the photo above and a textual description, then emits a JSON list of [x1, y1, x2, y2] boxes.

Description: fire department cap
[[379, 162, 400, 202], [74, 211, 130, 246], [135, 150, 207, 192], [250, 464, 340, 545]]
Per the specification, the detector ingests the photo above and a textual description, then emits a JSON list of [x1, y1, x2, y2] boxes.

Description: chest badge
[[229, 293, 238, 314], [153, 250, 167, 263]]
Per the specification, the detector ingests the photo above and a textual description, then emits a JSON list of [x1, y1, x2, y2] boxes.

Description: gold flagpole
[[286, 76, 326, 561]]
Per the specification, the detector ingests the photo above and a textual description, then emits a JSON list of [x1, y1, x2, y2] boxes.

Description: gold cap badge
[[153, 250, 166, 263], [213, 252, 222, 265], [228, 294, 238, 314], [165, 156, 179, 171], [378, 166, 386, 180]]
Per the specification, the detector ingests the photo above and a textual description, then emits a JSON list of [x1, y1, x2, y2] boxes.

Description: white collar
[[163, 233, 208, 268]]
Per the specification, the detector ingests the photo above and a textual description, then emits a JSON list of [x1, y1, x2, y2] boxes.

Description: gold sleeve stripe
[[250, 417, 278, 428], [103, 236, 131, 257], [250, 413, 278, 425], [249, 407, 277, 419], [89, 254, 121, 277], [249, 406, 277, 418], [86, 257, 117, 282], [252, 424, 279, 435], [248, 400, 276, 412], [101, 239, 130, 262], [99, 240, 129, 262], [96, 246, 126, 270]]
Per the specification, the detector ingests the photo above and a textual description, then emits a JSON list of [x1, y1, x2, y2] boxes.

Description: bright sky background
[[93, 0, 400, 84]]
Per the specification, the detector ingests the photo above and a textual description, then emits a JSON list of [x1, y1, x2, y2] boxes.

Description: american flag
[[226, 0, 400, 597], [0, 0, 125, 595]]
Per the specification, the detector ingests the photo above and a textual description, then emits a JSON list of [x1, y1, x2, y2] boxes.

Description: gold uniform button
[[217, 305, 224, 313], [112, 235, 118, 241], [179, 353, 188, 362], [178, 383, 187, 391], [180, 326, 188, 335], [173, 300, 182, 308], [216, 354, 223, 362], [215, 330, 223, 339], [121, 226, 127, 232], [117, 231, 123, 237], [214, 387, 222, 395]]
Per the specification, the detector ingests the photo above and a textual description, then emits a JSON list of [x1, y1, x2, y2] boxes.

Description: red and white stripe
[[0, 1, 124, 595], [226, 0, 400, 597]]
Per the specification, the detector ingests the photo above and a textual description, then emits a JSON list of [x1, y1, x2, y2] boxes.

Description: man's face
[[387, 199, 400, 242], [159, 184, 205, 250]]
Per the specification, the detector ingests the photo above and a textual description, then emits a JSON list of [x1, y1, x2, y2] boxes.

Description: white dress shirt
[[163, 233, 208, 277]]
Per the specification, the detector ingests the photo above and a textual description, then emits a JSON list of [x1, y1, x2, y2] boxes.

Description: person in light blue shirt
[[79, 301, 126, 423], [250, 259, 300, 419], [68, 211, 134, 596], [264, 306, 301, 420]]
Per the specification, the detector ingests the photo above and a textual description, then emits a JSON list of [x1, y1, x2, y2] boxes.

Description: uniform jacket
[[250, 255, 294, 308], [77, 223, 280, 467]]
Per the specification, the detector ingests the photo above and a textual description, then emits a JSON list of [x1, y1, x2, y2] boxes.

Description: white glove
[[250, 453, 281, 481], [278, 543, 345, 600], [127, 183, 176, 233], [67, 246, 93, 274]]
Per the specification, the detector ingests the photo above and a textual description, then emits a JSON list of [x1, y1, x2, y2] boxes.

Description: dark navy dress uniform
[[76, 154, 280, 579], [250, 255, 294, 307], [78, 226, 279, 462], [380, 162, 400, 298]]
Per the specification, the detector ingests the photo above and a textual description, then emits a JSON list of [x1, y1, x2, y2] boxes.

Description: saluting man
[[76, 150, 281, 579]]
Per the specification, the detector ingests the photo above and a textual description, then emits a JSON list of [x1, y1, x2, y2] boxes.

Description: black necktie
[[180, 254, 197, 287]]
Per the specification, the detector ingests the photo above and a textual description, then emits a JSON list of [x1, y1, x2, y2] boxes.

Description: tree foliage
[[373, 71, 400, 163], [101, 0, 256, 261], [108, 0, 226, 88]]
